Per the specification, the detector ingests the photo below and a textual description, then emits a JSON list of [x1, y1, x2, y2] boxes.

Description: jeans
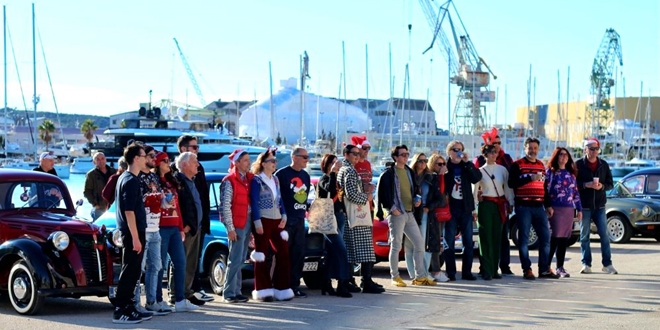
[[388, 212, 426, 279], [223, 221, 252, 298], [159, 226, 186, 303], [405, 212, 431, 279], [143, 231, 162, 304], [444, 209, 474, 277], [173, 229, 200, 299], [580, 208, 612, 267], [90, 207, 105, 221], [285, 217, 306, 290], [515, 206, 551, 272]]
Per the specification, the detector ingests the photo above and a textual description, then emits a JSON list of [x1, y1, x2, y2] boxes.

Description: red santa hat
[[584, 138, 600, 148], [481, 127, 498, 145], [351, 135, 370, 148], [228, 148, 245, 171]]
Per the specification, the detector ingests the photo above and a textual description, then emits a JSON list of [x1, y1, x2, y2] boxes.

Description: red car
[[0, 169, 116, 315]]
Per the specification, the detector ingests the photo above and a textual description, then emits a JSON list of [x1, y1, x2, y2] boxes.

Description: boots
[[360, 262, 385, 294], [347, 276, 361, 293], [335, 280, 353, 298], [321, 279, 336, 296]]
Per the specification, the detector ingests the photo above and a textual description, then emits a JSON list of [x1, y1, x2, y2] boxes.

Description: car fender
[[0, 238, 54, 290]]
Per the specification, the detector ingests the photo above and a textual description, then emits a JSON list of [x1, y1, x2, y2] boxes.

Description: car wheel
[[511, 222, 539, 250], [302, 270, 324, 290], [208, 252, 228, 295], [567, 235, 579, 247], [8, 260, 45, 315], [607, 215, 632, 244]]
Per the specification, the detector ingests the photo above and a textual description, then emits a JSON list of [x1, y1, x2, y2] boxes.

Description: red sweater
[[159, 176, 184, 231]]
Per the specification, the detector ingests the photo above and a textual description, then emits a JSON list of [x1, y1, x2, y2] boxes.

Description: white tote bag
[[307, 197, 338, 234], [345, 199, 372, 228]]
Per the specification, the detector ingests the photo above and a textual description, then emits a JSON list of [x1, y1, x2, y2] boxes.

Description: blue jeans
[[515, 206, 551, 272], [223, 221, 252, 298], [405, 212, 431, 279], [143, 231, 162, 304], [158, 226, 186, 303], [90, 207, 105, 221], [444, 209, 474, 277], [580, 208, 612, 267]]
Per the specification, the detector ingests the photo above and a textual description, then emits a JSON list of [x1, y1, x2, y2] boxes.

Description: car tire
[[302, 270, 324, 290], [8, 260, 45, 315], [511, 222, 539, 250], [607, 215, 632, 244], [208, 251, 228, 295]]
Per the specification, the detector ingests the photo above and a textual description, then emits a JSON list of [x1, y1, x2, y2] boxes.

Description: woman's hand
[[255, 226, 264, 235]]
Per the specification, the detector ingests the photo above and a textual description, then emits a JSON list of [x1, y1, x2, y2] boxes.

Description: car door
[[642, 174, 660, 199]]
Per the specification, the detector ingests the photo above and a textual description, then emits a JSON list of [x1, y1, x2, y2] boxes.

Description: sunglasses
[[436, 162, 446, 166], [295, 155, 310, 160], [263, 159, 277, 164], [147, 153, 156, 159], [398, 153, 410, 157], [558, 153, 568, 156], [186, 145, 200, 150], [451, 148, 463, 152], [587, 147, 600, 151], [416, 159, 428, 163], [362, 147, 371, 151], [349, 152, 360, 156], [492, 142, 501, 145]]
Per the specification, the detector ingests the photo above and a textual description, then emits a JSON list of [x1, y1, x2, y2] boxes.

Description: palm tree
[[80, 119, 98, 146], [38, 119, 56, 151]]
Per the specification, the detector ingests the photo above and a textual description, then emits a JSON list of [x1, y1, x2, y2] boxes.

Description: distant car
[[95, 173, 326, 293], [605, 180, 660, 243], [509, 212, 580, 250], [0, 169, 116, 315]]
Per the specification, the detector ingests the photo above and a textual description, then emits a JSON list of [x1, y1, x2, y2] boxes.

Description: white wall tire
[[8, 261, 45, 315]]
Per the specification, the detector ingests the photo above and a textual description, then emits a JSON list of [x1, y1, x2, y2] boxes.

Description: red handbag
[[434, 175, 452, 223]]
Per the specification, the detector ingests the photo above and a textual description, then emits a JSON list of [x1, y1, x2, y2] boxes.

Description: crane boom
[[173, 38, 207, 107]]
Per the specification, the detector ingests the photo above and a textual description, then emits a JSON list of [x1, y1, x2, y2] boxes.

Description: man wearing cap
[[84, 152, 116, 220], [33, 152, 57, 176], [575, 138, 617, 275]]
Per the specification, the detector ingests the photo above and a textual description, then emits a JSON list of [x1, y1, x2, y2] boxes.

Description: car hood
[[1, 212, 101, 236]]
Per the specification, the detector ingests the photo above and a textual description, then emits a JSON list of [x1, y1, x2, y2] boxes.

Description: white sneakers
[[580, 266, 592, 274], [580, 265, 618, 274], [432, 272, 450, 282], [174, 299, 200, 312]]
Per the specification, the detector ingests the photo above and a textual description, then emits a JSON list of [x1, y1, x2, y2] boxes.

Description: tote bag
[[434, 175, 452, 223], [307, 197, 338, 235], [345, 199, 372, 228]]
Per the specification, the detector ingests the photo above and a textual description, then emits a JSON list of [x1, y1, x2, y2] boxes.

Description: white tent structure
[[239, 78, 370, 144]]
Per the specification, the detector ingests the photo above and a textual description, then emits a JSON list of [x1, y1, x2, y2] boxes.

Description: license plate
[[303, 262, 318, 272], [109, 285, 117, 298]]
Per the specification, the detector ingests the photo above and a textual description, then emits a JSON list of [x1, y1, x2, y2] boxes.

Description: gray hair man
[[84, 152, 116, 220]]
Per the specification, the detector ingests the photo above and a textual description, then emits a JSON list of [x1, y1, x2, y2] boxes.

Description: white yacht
[[70, 157, 95, 174], [1, 158, 71, 179]]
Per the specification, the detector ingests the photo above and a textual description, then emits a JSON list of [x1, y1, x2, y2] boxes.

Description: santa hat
[[351, 135, 371, 148], [481, 127, 498, 145], [228, 149, 245, 171], [153, 151, 169, 165], [584, 138, 600, 148]]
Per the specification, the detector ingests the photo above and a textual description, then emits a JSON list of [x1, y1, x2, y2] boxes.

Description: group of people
[[64, 130, 617, 325]]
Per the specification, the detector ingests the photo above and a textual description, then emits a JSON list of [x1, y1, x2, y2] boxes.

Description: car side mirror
[[76, 199, 84, 206]]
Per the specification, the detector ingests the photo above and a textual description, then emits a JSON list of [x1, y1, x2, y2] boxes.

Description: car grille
[[71, 234, 108, 285]]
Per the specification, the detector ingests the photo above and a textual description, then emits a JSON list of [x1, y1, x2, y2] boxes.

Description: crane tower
[[586, 28, 623, 138]]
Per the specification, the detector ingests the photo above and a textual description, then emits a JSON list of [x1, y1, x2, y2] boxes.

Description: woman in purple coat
[[545, 147, 583, 278]]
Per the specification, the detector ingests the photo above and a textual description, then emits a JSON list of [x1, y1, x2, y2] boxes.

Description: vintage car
[[605, 178, 660, 243], [509, 213, 580, 250], [0, 169, 116, 315], [95, 172, 326, 293]]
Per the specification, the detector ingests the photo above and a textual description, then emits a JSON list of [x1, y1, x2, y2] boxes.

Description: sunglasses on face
[[559, 153, 568, 157], [587, 147, 600, 151], [186, 145, 200, 150], [295, 155, 309, 160], [147, 153, 156, 159], [349, 152, 360, 156], [416, 159, 428, 163], [436, 162, 446, 166], [362, 147, 371, 151], [492, 142, 501, 145], [451, 148, 463, 152], [398, 152, 410, 157], [263, 159, 277, 164], [161, 159, 170, 163]]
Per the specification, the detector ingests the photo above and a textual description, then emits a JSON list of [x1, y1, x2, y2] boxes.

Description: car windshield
[[0, 181, 68, 211], [610, 182, 634, 198]]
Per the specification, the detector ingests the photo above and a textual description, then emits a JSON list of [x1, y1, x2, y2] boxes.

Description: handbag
[[434, 175, 452, 223], [345, 198, 372, 228], [307, 196, 338, 235]]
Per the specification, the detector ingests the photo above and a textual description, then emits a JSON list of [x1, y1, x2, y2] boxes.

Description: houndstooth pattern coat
[[338, 159, 376, 263]]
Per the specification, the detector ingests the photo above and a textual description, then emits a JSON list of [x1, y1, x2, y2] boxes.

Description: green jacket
[[84, 165, 116, 209]]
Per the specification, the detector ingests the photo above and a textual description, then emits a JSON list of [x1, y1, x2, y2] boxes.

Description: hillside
[[3, 108, 109, 129]]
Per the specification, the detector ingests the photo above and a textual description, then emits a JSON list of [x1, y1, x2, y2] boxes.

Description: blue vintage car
[[95, 173, 327, 294]]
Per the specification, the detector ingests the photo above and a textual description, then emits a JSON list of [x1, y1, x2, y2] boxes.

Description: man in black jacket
[[575, 138, 617, 275]]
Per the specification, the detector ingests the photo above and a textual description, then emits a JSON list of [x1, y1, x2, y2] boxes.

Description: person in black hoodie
[[575, 138, 617, 275], [443, 140, 482, 281]]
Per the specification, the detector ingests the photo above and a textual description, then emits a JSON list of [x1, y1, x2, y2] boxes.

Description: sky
[[1, 0, 658, 130]]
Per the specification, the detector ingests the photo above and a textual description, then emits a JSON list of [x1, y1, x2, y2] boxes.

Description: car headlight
[[641, 205, 654, 217], [49, 231, 70, 251], [112, 229, 123, 248]]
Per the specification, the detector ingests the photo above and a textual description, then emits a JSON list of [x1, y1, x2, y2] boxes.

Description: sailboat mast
[[342, 41, 347, 146], [269, 61, 274, 141], [365, 44, 369, 134], [3, 5, 7, 139], [32, 3, 38, 160]]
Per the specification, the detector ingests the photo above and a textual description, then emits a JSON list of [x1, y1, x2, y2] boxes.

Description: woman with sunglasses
[[472, 145, 514, 280], [427, 153, 450, 282], [545, 147, 582, 278], [249, 149, 294, 302], [316, 153, 353, 297]]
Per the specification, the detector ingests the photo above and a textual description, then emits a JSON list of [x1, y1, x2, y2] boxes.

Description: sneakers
[[158, 301, 173, 312], [145, 302, 171, 316], [134, 304, 153, 320], [523, 269, 536, 280], [193, 290, 215, 302], [556, 267, 570, 278], [391, 276, 407, 287], [539, 269, 560, 279], [432, 272, 450, 282], [602, 265, 618, 274], [412, 277, 436, 286], [174, 299, 200, 312], [224, 295, 249, 303], [112, 306, 143, 324], [293, 289, 307, 298], [580, 265, 592, 274]]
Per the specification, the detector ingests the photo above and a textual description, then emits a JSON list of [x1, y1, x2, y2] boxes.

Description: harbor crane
[[173, 38, 207, 108], [418, 0, 497, 135], [586, 28, 623, 138]]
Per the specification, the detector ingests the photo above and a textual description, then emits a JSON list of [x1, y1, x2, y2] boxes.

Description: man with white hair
[[33, 152, 57, 176], [171, 152, 203, 311], [84, 152, 116, 220], [575, 138, 616, 275]]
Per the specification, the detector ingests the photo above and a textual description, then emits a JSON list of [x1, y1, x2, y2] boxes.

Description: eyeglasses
[[137, 154, 147, 158], [398, 153, 410, 157], [349, 152, 360, 156], [263, 159, 277, 164], [160, 159, 170, 164], [416, 159, 428, 163], [451, 148, 463, 152], [147, 153, 156, 159], [587, 147, 600, 151], [436, 162, 446, 166], [362, 147, 371, 151], [186, 145, 200, 150], [295, 155, 310, 159], [492, 142, 501, 145]]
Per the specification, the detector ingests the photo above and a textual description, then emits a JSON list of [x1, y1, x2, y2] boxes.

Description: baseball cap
[[39, 152, 55, 161]]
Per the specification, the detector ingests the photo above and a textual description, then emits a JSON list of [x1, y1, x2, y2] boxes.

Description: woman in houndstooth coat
[[337, 144, 385, 294]]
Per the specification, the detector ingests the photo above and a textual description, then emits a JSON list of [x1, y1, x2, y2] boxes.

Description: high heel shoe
[[336, 280, 353, 298], [321, 280, 336, 296]]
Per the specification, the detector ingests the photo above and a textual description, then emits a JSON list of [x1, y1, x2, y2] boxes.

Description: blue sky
[[1, 0, 658, 129]]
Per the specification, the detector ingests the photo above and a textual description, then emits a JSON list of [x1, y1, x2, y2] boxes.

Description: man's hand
[[577, 211, 583, 221], [183, 225, 190, 233], [423, 207, 429, 214], [132, 237, 142, 254], [227, 230, 237, 241], [593, 182, 603, 190], [391, 209, 402, 216]]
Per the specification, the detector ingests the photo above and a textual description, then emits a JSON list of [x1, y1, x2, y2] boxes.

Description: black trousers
[[116, 231, 145, 308], [286, 218, 306, 290], [191, 232, 205, 292], [500, 218, 511, 271]]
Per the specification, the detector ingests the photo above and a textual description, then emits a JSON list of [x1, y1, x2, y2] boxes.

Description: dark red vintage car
[[0, 169, 116, 315]]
